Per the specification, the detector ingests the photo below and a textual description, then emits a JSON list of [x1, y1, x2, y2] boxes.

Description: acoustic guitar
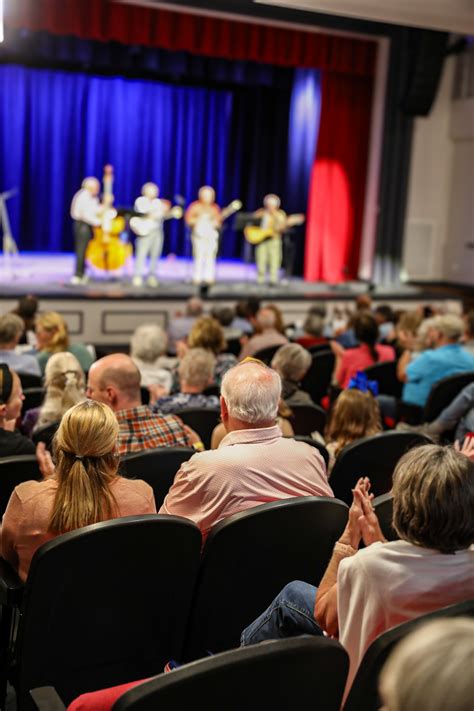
[[244, 213, 305, 245], [130, 205, 183, 237]]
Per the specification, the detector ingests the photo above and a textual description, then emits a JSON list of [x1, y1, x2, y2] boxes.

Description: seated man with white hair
[[160, 360, 332, 540], [239, 307, 288, 360], [152, 348, 219, 414]]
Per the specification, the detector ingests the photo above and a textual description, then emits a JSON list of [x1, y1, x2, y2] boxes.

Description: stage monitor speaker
[[401, 31, 449, 117]]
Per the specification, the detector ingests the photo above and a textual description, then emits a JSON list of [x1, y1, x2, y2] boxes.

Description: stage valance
[[6, 0, 376, 77]]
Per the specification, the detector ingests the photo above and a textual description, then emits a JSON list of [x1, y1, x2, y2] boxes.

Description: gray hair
[[178, 348, 216, 390], [303, 313, 324, 337], [272, 343, 311, 382], [379, 618, 474, 711], [130, 323, 168, 363], [221, 361, 281, 423], [186, 297, 204, 317], [432, 314, 464, 342], [256, 308, 276, 330], [0, 313, 24, 345]]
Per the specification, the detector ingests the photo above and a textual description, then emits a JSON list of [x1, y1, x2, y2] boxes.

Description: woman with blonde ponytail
[[1, 400, 156, 581], [22, 352, 86, 437]]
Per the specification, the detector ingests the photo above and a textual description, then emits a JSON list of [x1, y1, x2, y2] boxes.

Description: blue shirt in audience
[[0, 349, 41, 376], [403, 344, 474, 407]]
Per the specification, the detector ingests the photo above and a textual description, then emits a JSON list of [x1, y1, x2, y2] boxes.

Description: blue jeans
[[240, 581, 322, 646]]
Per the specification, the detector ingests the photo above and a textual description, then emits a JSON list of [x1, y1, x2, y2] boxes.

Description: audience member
[[211, 306, 243, 341], [0, 364, 35, 456], [160, 360, 332, 540], [335, 312, 395, 388], [397, 314, 474, 409], [379, 618, 474, 711], [374, 304, 396, 342], [86, 354, 201, 454], [239, 308, 288, 360], [12, 294, 39, 346], [211, 397, 295, 448], [186, 316, 236, 386], [34, 311, 94, 375], [324, 387, 382, 472], [393, 310, 423, 362], [167, 297, 204, 353], [234, 297, 260, 334], [463, 310, 474, 356], [0, 400, 156, 581], [241, 444, 474, 694], [271, 344, 313, 407], [399, 382, 474, 443], [0, 313, 41, 376], [266, 304, 286, 335], [130, 323, 174, 391], [295, 313, 328, 349], [21, 352, 86, 437], [152, 348, 219, 414]]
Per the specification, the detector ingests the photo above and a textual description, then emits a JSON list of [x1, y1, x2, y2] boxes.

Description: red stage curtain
[[6, 0, 376, 76], [304, 72, 373, 282]]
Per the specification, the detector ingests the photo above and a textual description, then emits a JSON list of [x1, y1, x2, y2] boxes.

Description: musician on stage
[[185, 186, 222, 286], [132, 183, 171, 287], [253, 194, 287, 286], [70, 177, 105, 285]]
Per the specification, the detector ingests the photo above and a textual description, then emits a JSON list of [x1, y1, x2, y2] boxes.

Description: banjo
[[129, 204, 183, 237]]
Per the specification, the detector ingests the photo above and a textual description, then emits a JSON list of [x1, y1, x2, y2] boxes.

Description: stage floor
[[0, 252, 469, 302]]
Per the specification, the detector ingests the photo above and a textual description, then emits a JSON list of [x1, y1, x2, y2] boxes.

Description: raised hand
[[36, 442, 55, 479], [454, 436, 474, 461], [354, 485, 386, 546]]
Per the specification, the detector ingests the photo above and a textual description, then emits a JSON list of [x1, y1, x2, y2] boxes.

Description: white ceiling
[[255, 0, 474, 34]]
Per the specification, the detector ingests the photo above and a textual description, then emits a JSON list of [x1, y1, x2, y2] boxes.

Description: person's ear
[[0, 403, 7, 419], [220, 396, 228, 421], [105, 386, 116, 405]]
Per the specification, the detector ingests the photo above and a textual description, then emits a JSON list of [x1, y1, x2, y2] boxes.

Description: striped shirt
[[115, 405, 192, 455]]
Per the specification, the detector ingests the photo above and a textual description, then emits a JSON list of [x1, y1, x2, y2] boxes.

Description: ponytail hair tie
[[74, 455, 84, 461]]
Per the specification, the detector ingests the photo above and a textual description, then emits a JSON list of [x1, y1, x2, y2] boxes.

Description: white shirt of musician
[[70, 189, 102, 227], [134, 196, 167, 226]]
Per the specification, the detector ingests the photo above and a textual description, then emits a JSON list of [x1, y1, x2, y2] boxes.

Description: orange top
[[0, 476, 156, 581]]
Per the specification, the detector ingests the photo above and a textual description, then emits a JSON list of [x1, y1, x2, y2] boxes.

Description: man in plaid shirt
[[86, 354, 201, 455]]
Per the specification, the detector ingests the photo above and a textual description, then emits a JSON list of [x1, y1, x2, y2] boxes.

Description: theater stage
[[0, 252, 468, 346]]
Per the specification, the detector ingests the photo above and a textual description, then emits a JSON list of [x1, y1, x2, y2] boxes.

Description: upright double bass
[[85, 165, 132, 272]]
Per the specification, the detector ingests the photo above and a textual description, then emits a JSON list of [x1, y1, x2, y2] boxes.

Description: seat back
[[372, 494, 398, 541], [307, 343, 332, 354], [121, 447, 194, 509], [225, 339, 241, 357], [293, 436, 330, 469], [290, 404, 327, 436], [330, 432, 431, 505], [114, 637, 349, 711], [140, 387, 150, 405], [17, 515, 202, 710], [32, 421, 60, 450], [183, 497, 348, 660], [174, 408, 221, 449], [18, 373, 42, 389], [252, 344, 283, 364], [344, 599, 474, 711], [363, 361, 402, 398], [300, 351, 335, 405], [0, 455, 41, 518], [423, 371, 474, 422], [22, 387, 45, 413]]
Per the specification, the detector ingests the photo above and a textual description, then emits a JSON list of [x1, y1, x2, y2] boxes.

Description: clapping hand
[[36, 442, 55, 479], [339, 477, 371, 549], [353, 482, 387, 546], [454, 436, 474, 461]]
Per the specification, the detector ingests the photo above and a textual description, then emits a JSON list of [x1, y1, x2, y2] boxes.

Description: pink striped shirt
[[160, 425, 333, 540]]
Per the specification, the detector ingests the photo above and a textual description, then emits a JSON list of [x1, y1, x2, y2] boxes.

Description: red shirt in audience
[[336, 344, 395, 388]]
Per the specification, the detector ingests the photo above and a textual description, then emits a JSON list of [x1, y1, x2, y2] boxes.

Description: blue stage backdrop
[[0, 63, 320, 261]]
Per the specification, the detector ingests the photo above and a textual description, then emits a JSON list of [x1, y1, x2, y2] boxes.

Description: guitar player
[[253, 194, 288, 286], [132, 182, 172, 287]]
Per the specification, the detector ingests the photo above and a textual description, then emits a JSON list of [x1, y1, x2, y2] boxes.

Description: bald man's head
[[87, 353, 141, 411]]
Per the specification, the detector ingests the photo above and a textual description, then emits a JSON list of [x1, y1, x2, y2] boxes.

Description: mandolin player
[[70, 177, 104, 285]]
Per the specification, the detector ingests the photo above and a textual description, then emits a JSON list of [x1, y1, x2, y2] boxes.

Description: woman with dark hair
[[335, 312, 395, 388]]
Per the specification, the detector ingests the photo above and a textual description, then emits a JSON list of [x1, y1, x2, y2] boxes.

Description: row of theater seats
[[0, 430, 430, 520], [0, 499, 471, 711]]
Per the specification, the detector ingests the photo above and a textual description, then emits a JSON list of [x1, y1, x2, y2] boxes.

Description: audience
[[295, 313, 328, 349], [185, 316, 236, 386], [0, 313, 41, 377], [395, 314, 474, 410], [463, 310, 474, 355], [0, 400, 156, 581], [266, 304, 286, 335], [232, 298, 257, 335], [324, 387, 382, 472], [12, 294, 39, 346], [130, 323, 174, 391], [152, 348, 219, 414], [334, 312, 395, 388], [21, 351, 86, 437], [239, 308, 288, 360], [400, 381, 474, 442], [379, 618, 474, 711], [86, 354, 201, 454], [0, 364, 35, 456], [160, 360, 332, 540], [241, 444, 474, 694], [33, 311, 94, 375], [271, 343, 313, 407], [211, 306, 243, 341], [167, 297, 204, 353], [374, 304, 396, 342]]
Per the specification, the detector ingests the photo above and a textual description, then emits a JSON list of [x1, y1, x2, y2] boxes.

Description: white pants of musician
[[134, 227, 164, 278], [192, 233, 218, 284]]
